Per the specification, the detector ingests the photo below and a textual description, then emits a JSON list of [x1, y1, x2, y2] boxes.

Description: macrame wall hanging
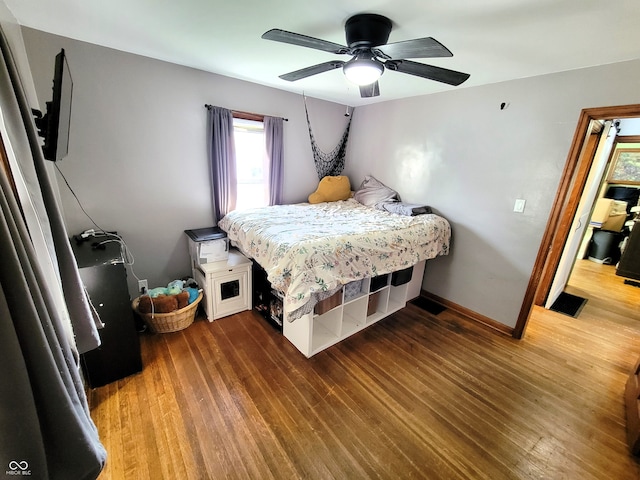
[[304, 95, 353, 179]]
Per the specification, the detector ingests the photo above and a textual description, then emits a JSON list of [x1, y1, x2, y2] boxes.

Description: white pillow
[[353, 175, 399, 207]]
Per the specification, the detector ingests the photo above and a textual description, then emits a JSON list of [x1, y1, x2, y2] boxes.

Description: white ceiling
[[5, 0, 640, 107]]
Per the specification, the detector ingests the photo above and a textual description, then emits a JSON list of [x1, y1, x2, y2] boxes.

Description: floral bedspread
[[218, 199, 451, 321]]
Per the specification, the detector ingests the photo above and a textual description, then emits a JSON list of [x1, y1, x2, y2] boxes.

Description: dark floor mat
[[549, 292, 587, 318], [411, 297, 446, 315]]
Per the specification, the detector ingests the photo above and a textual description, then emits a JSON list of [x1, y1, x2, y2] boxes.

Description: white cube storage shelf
[[194, 250, 252, 321], [283, 260, 426, 357]]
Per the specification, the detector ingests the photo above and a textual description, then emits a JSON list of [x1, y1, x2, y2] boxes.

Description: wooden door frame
[[513, 104, 640, 339]]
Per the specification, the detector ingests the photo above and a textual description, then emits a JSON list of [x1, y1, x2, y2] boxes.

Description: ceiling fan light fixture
[[343, 56, 384, 86], [263, 14, 469, 98]]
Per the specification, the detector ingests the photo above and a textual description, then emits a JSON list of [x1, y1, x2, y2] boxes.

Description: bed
[[218, 197, 451, 323]]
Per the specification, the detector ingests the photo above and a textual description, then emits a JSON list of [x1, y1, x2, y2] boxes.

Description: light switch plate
[[514, 199, 526, 213]]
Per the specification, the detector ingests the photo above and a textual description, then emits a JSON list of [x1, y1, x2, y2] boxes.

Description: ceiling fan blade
[[279, 61, 345, 82], [359, 81, 380, 98], [388, 60, 470, 86], [262, 29, 348, 54], [375, 37, 453, 59]]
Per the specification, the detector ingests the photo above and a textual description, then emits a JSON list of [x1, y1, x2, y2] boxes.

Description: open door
[[515, 104, 640, 339], [545, 120, 616, 308]]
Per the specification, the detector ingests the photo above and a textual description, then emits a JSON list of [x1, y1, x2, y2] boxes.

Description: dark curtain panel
[[207, 106, 237, 221], [264, 115, 284, 206], [0, 24, 106, 480]]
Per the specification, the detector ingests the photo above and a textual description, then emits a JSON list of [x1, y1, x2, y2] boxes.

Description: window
[[608, 147, 640, 185], [233, 117, 268, 210]]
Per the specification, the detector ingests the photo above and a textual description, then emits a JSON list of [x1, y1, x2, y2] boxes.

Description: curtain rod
[[204, 104, 288, 121]]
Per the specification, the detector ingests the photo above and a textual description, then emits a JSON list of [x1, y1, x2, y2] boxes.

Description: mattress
[[218, 198, 450, 320]]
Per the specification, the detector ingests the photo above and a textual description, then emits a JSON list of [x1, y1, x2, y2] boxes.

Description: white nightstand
[[193, 249, 252, 321]]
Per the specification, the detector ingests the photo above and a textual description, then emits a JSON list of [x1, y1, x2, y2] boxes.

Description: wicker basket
[[132, 292, 202, 333]]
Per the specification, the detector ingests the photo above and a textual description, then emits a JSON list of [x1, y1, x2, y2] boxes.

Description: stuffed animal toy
[[148, 279, 188, 298], [166, 280, 183, 295], [148, 287, 168, 298], [174, 291, 190, 309], [141, 280, 197, 311], [184, 287, 200, 304], [182, 277, 198, 289], [137, 294, 178, 314]]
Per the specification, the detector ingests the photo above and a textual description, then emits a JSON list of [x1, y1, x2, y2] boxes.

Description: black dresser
[[71, 239, 142, 388]]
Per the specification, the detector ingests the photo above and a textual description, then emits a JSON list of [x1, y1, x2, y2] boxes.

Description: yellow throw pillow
[[308, 175, 351, 204]]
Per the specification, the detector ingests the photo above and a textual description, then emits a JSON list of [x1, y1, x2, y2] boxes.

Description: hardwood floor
[[89, 261, 640, 479]]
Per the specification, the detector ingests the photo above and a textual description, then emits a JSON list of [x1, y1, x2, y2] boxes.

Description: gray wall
[[21, 27, 640, 330], [346, 59, 640, 327], [22, 27, 350, 297]]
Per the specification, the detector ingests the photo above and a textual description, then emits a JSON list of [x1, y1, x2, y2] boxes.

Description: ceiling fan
[[262, 13, 470, 98]]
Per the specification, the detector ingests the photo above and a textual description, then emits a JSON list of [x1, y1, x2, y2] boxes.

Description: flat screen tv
[[33, 48, 73, 162]]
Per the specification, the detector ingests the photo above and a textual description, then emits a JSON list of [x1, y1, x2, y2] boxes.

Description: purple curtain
[[264, 115, 284, 206], [207, 106, 237, 221]]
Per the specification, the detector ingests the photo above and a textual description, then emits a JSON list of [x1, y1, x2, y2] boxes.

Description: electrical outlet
[[138, 279, 148, 294]]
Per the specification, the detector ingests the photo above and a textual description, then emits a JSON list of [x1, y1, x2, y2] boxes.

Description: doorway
[[514, 104, 640, 339], [544, 120, 616, 310]]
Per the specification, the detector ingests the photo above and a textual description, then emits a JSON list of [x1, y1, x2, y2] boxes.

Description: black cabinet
[[72, 240, 142, 388], [617, 223, 640, 281]]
